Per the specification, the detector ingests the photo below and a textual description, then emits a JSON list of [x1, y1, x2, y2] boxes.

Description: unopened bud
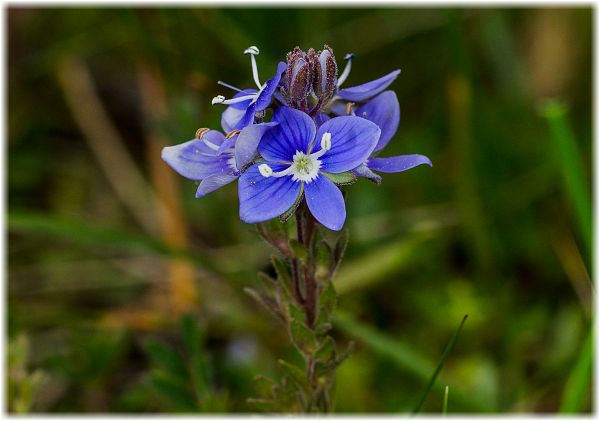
[[312, 45, 338, 102], [286, 46, 313, 105]]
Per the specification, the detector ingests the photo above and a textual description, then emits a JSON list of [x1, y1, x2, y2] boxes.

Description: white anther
[[258, 164, 273, 177], [244, 46, 260, 55], [212, 95, 225, 105], [320, 132, 332, 151], [337, 52, 354, 87], [211, 93, 257, 106]]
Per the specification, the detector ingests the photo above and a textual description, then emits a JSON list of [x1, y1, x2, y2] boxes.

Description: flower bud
[[312, 45, 338, 102], [285, 46, 314, 105]]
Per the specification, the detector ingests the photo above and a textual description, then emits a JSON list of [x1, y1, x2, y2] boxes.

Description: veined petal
[[162, 137, 229, 180], [317, 116, 380, 173], [352, 162, 382, 184], [254, 61, 287, 111], [196, 174, 238, 197], [217, 137, 236, 155], [222, 106, 248, 133], [232, 103, 257, 131], [356, 90, 400, 153], [258, 106, 316, 162], [202, 130, 227, 146], [305, 174, 346, 231], [368, 154, 432, 173], [235, 122, 278, 169], [239, 163, 302, 224], [337, 69, 401, 102]]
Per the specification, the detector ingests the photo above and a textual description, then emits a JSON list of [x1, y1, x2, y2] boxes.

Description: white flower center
[[259, 132, 332, 183]]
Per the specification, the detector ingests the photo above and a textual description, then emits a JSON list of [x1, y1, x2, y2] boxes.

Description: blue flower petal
[[329, 101, 348, 116], [221, 89, 258, 132], [317, 116, 380, 173], [352, 163, 382, 184], [254, 61, 287, 111], [337, 69, 401, 102], [357, 91, 400, 153], [305, 175, 346, 231], [196, 174, 238, 198], [313, 112, 331, 128], [368, 154, 432, 173], [258, 106, 316, 162], [234, 122, 278, 169], [239, 163, 302, 224], [162, 134, 230, 180]]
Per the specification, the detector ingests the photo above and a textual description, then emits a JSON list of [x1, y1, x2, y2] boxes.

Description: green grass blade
[[412, 315, 468, 414], [559, 331, 592, 413], [442, 385, 449, 415], [7, 210, 217, 271], [540, 101, 592, 259], [333, 311, 485, 412]]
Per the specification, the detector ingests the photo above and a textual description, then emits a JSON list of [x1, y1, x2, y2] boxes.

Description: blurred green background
[[7, 7, 592, 413]]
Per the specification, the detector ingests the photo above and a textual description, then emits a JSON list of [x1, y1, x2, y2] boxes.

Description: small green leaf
[[290, 318, 317, 353], [278, 359, 309, 391], [288, 302, 306, 324], [332, 229, 350, 277], [315, 322, 333, 336], [314, 240, 334, 282], [318, 281, 337, 323], [289, 238, 308, 260], [272, 256, 291, 285], [315, 336, 336, 362], [322, 171, 357, 186], [336, 341, 355, 365]]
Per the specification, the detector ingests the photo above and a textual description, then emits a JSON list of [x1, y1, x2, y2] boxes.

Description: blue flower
[[349, 91, 432, 183], [238, 107, 380, 231], [162, 123, 276, 197], [333, 53, 401, 102], [213, 46, 287, 132]]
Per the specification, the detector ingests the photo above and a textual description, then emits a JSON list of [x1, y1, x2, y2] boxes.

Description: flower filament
[[212, 46, 266, 106], [258, 132, 332, 183], [336, 53, 354, 87]]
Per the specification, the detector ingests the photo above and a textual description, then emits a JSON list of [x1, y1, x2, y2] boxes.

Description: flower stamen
[[244, 46, 262, 90], [310, 132, 332, 159], [195, 127, 210, 139], [217, 80, 242, 92], [337, 53, 354, 87], [226, 129, 241, 139], [211, 94, 256, 106]]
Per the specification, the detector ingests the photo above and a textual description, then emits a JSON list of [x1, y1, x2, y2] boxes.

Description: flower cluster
[[162, 45, 431, 231]]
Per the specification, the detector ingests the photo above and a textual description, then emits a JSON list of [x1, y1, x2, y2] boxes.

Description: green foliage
[[142, 314, 227, 412], [8, 335, 48, 413]]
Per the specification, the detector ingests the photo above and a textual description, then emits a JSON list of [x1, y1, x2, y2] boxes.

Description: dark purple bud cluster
[[312, 45, 338, 103], [283, 45, 338, 114]]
